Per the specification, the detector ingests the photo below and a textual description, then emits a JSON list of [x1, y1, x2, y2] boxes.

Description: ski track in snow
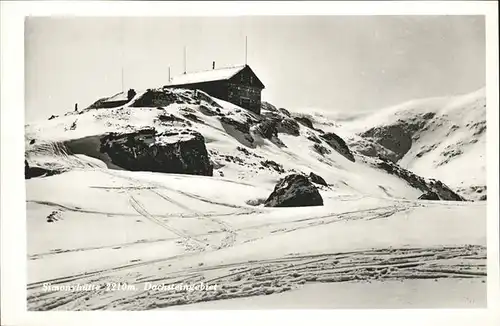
[[26, 168, 486, 310], [27, 244, 486, 311]]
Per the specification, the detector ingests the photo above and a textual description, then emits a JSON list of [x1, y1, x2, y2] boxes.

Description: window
[[250, 76, 253, 85]]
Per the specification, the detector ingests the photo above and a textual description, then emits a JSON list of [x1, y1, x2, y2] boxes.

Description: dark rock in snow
[[319, 132, 355, 162], [479, 194, 487, 201], [198, 104, 218, 116], [294, 116, 314, 129], [255, 119, 279, 139], [261, 101, 278, 113], [48, 115, 58, 120], [100, 128, 213, 176], [277, 118, 300, 136], [131, 89, 177, 107], [157, 113, 189, 125], [219, 117, 251, 134], [309, 172, 328, 186], [312, 143, 331, 155], [192, 90, 223, 109], [376, 159, 464, 201], [254, 118, 286, 147], [237, 146, 252, 156], [260, 160, 284, 173], [360, 117, 432, 161], [25, 160, 59, 179], [181, 112, 204, 124], [279, 108, 291, 117], [25, 160, 30, 179], [422, 112, 436, 120], [307, 134, 321, 144], [362, 125, 412, 161], [265, 174, 323, 207], [46, 210, 61, 223], [418, 191, 440, 200], [349, 138, 399, 163], [219, 116, 255, 147]]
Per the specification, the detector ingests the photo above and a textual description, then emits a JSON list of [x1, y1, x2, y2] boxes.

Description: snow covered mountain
[[24, 87, 486, 310], [310, 88, 486, 201]]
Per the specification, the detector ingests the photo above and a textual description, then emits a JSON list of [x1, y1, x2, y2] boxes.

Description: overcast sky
[[25, 16, 485, 121]]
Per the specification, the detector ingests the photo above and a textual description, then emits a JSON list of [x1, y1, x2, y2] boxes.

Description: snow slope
[[169, 278, 486, 309], [26, 169, 486, 310], [25, 88, 486, 310], [311, 88, 486, 200], [25, 88, 431, 200]]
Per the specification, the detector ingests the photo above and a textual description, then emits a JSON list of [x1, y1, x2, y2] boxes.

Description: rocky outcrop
[[427, 179, 464, 201], [307, 133, 321, 144], [455, 185, 487, 201], [294, 116, 314, 129], [260, 160, 285, 173], [260, 110, 300, 137], [362, 124, 412, 161], [100, 128, 213, 176], [198, 104, 221, 116], [192, 90, 223, 109], [25, 160, 30, 178], [255, 119, 279, 140], [309, 172, 328, 186], [219, 116, 255, 147], [277, 118, 300, 136], [25, 160, 59, 179], [156, 113, 191, 126], [261, 101, 279, 113], [360, 114, 435, 161], [253, 118, 286, 147], [131, 89, 177, 108], [376, 158, 464, 201], [418, 191, 440, 200], [312, 143, 331, 156], [265, 174, 323, 207], [181, 112, 204, 124], [319, 132, 355, 162], [279, 108, 291, 117], [348, 137, 399, 163]]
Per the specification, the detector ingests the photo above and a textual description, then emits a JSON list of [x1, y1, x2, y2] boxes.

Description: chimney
[[212, 61, 215, 70]]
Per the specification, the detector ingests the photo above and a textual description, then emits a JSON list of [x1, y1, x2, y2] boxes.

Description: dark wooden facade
[[164, 65, 265, 114]]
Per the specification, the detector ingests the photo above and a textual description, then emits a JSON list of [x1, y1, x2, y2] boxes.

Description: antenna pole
[[245, 36, 248, 65], [168, 66, 171, 82], [184, 46, 187, 74], [120, 19, 125, 93]]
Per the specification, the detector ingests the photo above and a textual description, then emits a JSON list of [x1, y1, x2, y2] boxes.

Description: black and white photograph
[[1, 1, 499, 325]]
